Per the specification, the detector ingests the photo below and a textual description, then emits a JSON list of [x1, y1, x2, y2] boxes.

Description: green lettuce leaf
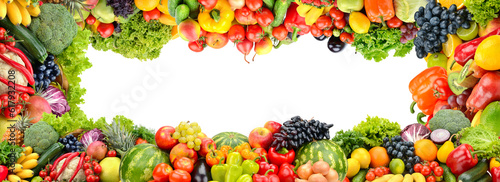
[[464, 0, 500, 26], [353, 116, 401, 147], [352, 27, 414, 62], [458, 124, 500, 159]]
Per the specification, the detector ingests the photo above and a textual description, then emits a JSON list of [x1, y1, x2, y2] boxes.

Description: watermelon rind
[[212, 132, 249, 149], [294, 140, 348, 180], [119, 143, 171, 182]]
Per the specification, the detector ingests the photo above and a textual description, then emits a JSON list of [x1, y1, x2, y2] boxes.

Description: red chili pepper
[[446, 144, 482, 176], [466, 71, 500, 111], [278, 163, 297, 182], [69, 152, 85, 182], [253, 169, 280, 182], [492, 166, 500, 182], [267, 147, 295, 167], [56, 152, 80, 180], [284, 3, 310, 42], [0, 76, 34, 94], [5, 45, 33, 75], [0, 53, 35, 85], [51, 153, 73, 172], [454, 27, 500, 66], [257, 155, 279, 175]]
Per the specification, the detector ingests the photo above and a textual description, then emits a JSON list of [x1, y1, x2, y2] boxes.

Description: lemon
[[475, 35, 500, 70], [442, 34, 462, 58], [349, 12, 370, 34], [351, 148, 371, 169], [347, 158, 361, 178], [457, 21, 478, 41]]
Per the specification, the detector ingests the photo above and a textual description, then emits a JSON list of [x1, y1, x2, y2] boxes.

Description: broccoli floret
[[429, 109, 470, 134], [24, 121, 59, 154], [29, 3, 78, 55]]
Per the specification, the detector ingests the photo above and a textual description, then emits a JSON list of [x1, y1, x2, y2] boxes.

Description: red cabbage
[[80, 128, 105, 149], [40, 86, 70, 117], [400, 123, 431, 143]]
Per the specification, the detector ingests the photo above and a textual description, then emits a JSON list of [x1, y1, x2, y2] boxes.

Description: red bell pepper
[[284, 3, 310, 42], [409, 66, 448, 116], [278, 163, 297, 182], [446, 144, 481, 176], [254, 148, 268, 163], [454, 27, 500, 66], [466, 71, 500, 111], [253, 169, 280, 182], [433, 77, 453, 101], [235, 6, 258, 25], [268, 147, 295, 167], [258, 155, 279, 175], [492, 166, 500, 182]]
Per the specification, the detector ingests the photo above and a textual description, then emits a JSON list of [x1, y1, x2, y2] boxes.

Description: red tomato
[[143, 8, 161, 22], [107, 150, 117, 157], [94, 164, 102, 174], [97, 23, 115, 38], [86, 175, 96, 182], [387, 16, 403, 28], [85, 169, 94, 176], [333, 18, 346, 29], [0, 27, 6, 40], [135, 137, 148, 145], [20, 93, 29, 102], [235, 6, 257, 25], [272, 24, 288, 41], [343, 177, 350, 182], [414, 163, 423, 173], [374, 168, 384, 177], [44, 176, 52, 182], [188, 40, 205, 52], [86, 14, 96, 25], [205, 32, 229, 49], [83, 163, 91, 170], [246, 24, 264, 42], [95, 175, 100, 182], [39, 170, 47, 178], [200, 28, 207, 37], [169, 169, 191, 182], [329, 8, 344, 20], [228, 24, 246, 43], [315, 15, 332, 30], [426, 175, 436, 182], [383, 167, 390, 174], [429, 161, 439, 170], [5, 36, 15, 47], [421, 166, 432, 176], [368, 168, 375, 173], [49, 171, 56, 180], [245, 0, 263, 11], [339, 32, 354, 44], [198, 0, 217, 10], [256, 7, 274, 27], [229, 0, 245, 9], [0, 165, 7, 180], [174, 157, 195, 173], [153, 163, 173, 182], [323, 29, 332, 37], [365, 172, 376, 181], [84, 156, 91, 162], [434, 166, 444, 177], [4, 107, 16, 119], [310, 23, 323, 37], [0, 43, 6, 54]]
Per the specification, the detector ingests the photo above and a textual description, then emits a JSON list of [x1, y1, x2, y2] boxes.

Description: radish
[[25, 95, 51, 123], [236, 39, 254, 63]]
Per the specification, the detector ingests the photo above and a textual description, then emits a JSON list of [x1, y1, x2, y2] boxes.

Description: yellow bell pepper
[[490, 157, 500, 170], [159, 13, 177, 26], [305, 6, 324, 25], [198, 0, 234, 33], [437, 140, 454, 163]]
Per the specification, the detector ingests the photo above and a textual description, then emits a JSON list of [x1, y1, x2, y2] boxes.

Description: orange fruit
[[437, 0, 464, 10], [414, 139, 438, 161], [442, 34, 462, 58], [135, 0, 160, 11], [369, 147, 390, 168], [157, 0, 168, 14]]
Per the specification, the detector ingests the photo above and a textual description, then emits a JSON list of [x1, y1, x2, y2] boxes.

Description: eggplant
[[327, 36, 345, 53], [191, 158, 212, 182], [314, 35, 328, 41]]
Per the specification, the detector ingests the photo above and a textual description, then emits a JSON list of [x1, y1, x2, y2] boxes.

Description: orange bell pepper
[[364, 0, 395, 23], [409, 66, 448, 116]]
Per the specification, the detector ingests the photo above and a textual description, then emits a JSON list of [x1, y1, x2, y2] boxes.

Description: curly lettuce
[[464, 0, 500, 26], [353, 116, 401, 147], [352, 27, 414, 62], [458, 124, 500, 160]]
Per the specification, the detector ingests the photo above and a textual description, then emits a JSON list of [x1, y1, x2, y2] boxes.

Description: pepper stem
[[218, 157, 225, 165], [274, 41, 284, 49], [496, 158, 500, 163], [410, 101, 416, 114], [380, 16, 387, 28], [210, 9, 221, 22], [278, 147, 289, 154], [261, 155, 269, 163], [470, 150, 486, 156], [292, 26, 300, 42], [417, 112, 426, 125], [264, 169, 274, 176]]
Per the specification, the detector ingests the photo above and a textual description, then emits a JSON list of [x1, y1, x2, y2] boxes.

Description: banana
[[403, 174, 413, 182], [14, 0, 27, 7], [388, 174, 404, 182], [0, 0, 6, 19], [412, 173, 426, 182], [296, 4, 312, 17], [15, 169, 33, 179], [7, 174, 21, 182], [20, 159, 37, 169], [9, 163, 23, 173], [21, 180, 29, 182], [6, 1, 21, 25], [23, 146, 32, 155], [6, 0, 12, 4], [23, 153, 39, 162], [15, 0, 29, 26], [26, 4, 38, 17], [16, 153, 25, 164], [304, 6, 324, 25]]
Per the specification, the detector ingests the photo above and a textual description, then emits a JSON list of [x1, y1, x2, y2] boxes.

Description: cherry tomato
[[83, 162, 92, 170], [86, 14, 96, 25], [228, 24, 246, 43], [387, 16, 403, 28], [153, 163, 174, 182], [143, 8, 161, 22], [365, 171, 376, 181], [0, 43, 6, 54], [15, 104, 23, 115], [46, 164, 53, 171], [188, 40, 205, 52], [246, 24, 264, 42], [256, 7, 274, 27], [6, 36, 15, 47], [340, 32, 354, 44], [50, 171, 57, 179], [310, 23, 323, 37], [374, 168, 384, 177], [429, 161, 439, 170], [107, 150, 117, 157], [315, 15, 332, 30], [4, 107, 16, 119], [95, 175, 100, 182], [333, 18, 346, 29], [169, 169, 191, 182], [39, 170, 47, 178], [199, 0, 217, 10], [0, 94, 8, 108], [421, 166, 432, 176], [97, 23, 115, 38], [323, 29, 333, 37], [84, 156, 91, 162], [368, 168, 375, 173], [272, 24, 288, 41], [433, 166, 444, 177], [234, 6, 257, 25], [426, 175, 436, 182], [94, 164, 102, 174], [85, 169, 94, 176], [0, 27, 6, 40], [414, 163, 423, 173], [174, 157, 194, 174], [92, 160, 99, 167], [200, 28, 207, 37], [246, 0, 263, 11], [87, 175, 96, 182], [329, 8, 344, 20], [343, 176, 350, 182], [382, 167, 390, 174], [44, 176, 52, 182], [20, 93, 29, 102]]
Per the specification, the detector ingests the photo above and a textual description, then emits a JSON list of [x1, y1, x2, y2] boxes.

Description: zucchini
[[14, 43, 37, 65], [0, 17, 47, 63], [263, 0, 275, 10], [458, 159, 488, 182], [31, 142, 64, 175], [270, 0, 292, 27], [184, 0, 199, 19], [476, 173, 492, 182], [440, 163, 457, 182], [352, 169, 367, 182]]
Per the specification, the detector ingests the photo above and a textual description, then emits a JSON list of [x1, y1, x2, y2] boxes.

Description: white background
[[79, 35, 428, 138]]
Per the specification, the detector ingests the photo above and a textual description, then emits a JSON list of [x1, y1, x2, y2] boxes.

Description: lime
[[389, 158, 405, 174], [457, 21, 479, 41], [427, 53, 448, 69]]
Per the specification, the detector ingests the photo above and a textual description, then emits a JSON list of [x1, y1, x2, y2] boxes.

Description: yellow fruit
[[26, 4, 40, 17], [0, 0, 6, 19], [349, 12, 370, 34], [9, 164, 23, 173], [157, 0, 168, 14], [442, 34, 462, 58], [23, 146, 32, 155], [474, 35, 500, 70], [471, 110, 482, 127], [171, 25, 179, 40], [296, 4, 312, 17], [16, 153, 25, 164], [20, 159, 37, 169], [16, 169, 33, 179], [6, 1, 22, 25], [412, 173, 426, 182], [15, 0, 28, 8], [23, 153, 38, 161], [7, 174, 21, 182], [351, 148, 371, 169], [388, 174, 404, 182], [346, 158, 361, 178], [135, 0, 160, 11], [159, 13, 176, 25], [15, 0, 30, 26], [437, 0, 464, 10], [447, 53, 463, 75], [414, 139, 438, 162], [403, 174, 413, 182]]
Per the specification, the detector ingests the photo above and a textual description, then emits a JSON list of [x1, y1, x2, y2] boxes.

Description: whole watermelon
[[120, 144, 171, 182], [212, 132, 248, 148], [294, 140, 348, 180]]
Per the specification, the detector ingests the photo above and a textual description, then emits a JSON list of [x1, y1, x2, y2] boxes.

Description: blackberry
[[271, 116, 333, 151]]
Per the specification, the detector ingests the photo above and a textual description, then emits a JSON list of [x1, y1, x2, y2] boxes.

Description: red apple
[[264, 121, 282, 134], [24, 96, 51, 123], [155, 126, 178, 150], [197, 132, 208, 139], [248, 127, 273, 150], [198, 138, 216, 157], [170, 143, 198, 164], [85, 0, 99, 9], [479, 17, 500, 37]]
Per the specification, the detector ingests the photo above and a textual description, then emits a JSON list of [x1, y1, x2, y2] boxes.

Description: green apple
[[72, 10, 90, 22], [337, 0, 363, 13], [91, 0, 116, 23]]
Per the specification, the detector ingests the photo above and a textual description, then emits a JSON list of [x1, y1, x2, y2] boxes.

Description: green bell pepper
[[227, 151, 243, 166], [241, 158, 259, 175], [236, 174, 253, 182], [211, 157, 228, 182], [225, 164, 243, 182]]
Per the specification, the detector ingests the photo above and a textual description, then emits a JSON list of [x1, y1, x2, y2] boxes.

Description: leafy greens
[[352, 27, 414, 62], [331, 130, 368, 155], [353, 116, 401, 147], [458, 124, 500, 159], [464, 0, 500, 26]]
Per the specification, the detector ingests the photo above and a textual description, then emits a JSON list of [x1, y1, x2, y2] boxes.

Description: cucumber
[[175, 4, 190, 25], [31, 142, 64, 175], [440, 163, 457, 182], [270, 0, 291, 27], [263, 0, 275, 10], [168, 0, 183, 17], [14, 43, 37, 65], [0, 17, 47, 63], [476, 173, 492, 182], [352, 169, 367, 182], [458, 159, 488, 182], [184, 0, 200, 19]]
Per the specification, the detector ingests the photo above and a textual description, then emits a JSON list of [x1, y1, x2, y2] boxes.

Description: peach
[[178, 19, 201, 42]]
